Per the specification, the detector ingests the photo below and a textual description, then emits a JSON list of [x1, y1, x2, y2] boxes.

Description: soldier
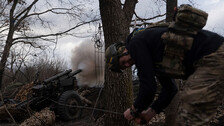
[[105, 5, 224, 126]]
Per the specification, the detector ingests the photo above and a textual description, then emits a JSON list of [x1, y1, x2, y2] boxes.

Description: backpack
[[129, 5, 208, 78], [154, 4, 208, 78]]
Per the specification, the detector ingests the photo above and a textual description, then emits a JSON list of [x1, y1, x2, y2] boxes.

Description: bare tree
[[0, 0, 98, 90], [99, 0, 137, 125], [8, 45, 32, 81]]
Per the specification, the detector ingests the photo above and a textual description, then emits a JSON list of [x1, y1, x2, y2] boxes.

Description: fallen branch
[[0, 91, 17, 124]]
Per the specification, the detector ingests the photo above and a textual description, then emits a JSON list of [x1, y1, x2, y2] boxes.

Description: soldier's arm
[[128, 38, 157, 113], [150, 76, 178, 113]]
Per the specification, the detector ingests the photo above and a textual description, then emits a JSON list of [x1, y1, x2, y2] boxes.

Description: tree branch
[[27, 7, 80, 17], [0, 28, 9, 34], [14, 0, 38, 20], [14, 0, 38, 29], [123, 0, 138, 24], [130, 19, 166, 27], [0, 0, 8, 16], [12, 40, 42, 48], [13, 18, 99, 41], [187, 0, 196, 5], [9, 0, 18, 28], [133, 12, 166, 22], [0, 21, 9, 29]]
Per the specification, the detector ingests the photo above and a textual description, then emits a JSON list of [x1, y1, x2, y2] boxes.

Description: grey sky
[[53, 0, 224, 67]]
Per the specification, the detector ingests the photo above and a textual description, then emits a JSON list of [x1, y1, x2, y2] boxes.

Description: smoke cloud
[[71, 39, 104, 87]]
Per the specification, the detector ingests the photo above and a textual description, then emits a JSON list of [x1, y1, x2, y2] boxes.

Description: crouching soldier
[[105, 4, 224, 125]]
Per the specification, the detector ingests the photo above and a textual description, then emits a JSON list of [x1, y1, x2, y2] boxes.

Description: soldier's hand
[[135, 108, 156, 124], [124, 108, 134, 121]]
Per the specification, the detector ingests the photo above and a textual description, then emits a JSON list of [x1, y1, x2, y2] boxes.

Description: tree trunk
[[0, 36, 14, 90], [0, 0, 17, 90], [165, 0, 179, 126], [99, 0, 137, 125], [166, 0, 177, 22]]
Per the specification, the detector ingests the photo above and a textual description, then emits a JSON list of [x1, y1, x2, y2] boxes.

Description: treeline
[[2, 57, 67, 98]]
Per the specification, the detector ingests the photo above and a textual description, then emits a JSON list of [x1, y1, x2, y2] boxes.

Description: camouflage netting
[[19, 108, 55, 126], [148, 112, 165, 125], [14, 82, 34, 101], [0, 83, 36, 122], [2, 82, 24, 99]]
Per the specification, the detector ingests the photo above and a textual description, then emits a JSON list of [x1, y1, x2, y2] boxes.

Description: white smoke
[[71, 39, 104, 87]]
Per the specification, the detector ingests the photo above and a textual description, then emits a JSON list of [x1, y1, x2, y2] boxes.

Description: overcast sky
[[53, 0, 224, 67]]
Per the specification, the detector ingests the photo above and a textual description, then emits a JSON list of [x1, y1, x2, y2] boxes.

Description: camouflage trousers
[[176, 43, 224, 126]]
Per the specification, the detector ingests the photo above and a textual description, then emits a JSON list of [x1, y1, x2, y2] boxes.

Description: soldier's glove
[[130, 106, 148, 124]]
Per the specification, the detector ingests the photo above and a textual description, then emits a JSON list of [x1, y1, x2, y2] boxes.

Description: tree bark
[[0, 0, 17, 90], [166, 0, 177, 22], [0, 39, 13, 90], [99, 0, 137, 125]]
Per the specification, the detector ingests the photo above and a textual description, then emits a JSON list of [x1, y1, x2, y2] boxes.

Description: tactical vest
[[155, 4, 208, 78], [131, 4, 208, 78]]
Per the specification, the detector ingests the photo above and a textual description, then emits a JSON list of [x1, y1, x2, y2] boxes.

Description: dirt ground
[[0, 111, 223, 126], [0, 85, 223, 126]]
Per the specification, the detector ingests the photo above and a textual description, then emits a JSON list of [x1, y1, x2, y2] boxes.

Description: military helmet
[[105, 42, 127, 73]]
